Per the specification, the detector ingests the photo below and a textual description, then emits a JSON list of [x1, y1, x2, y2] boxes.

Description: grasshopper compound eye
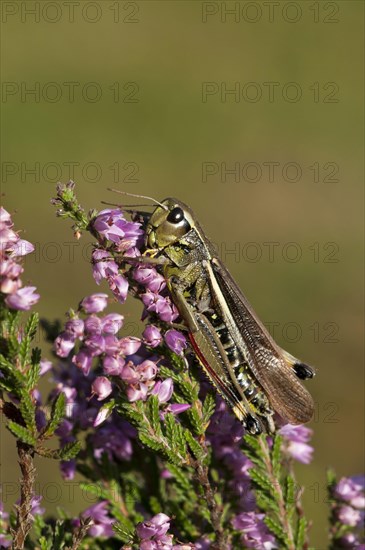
[[167, 206, 184, 224]]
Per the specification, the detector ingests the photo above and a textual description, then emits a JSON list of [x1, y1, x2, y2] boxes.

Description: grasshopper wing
[[210, 258, 314, 425]]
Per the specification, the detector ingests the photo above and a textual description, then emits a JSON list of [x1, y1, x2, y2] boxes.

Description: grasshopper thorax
[[146, 198, 195, 249]]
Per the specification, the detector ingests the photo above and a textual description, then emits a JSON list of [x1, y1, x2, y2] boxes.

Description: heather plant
[[0, 182, 364, 549]]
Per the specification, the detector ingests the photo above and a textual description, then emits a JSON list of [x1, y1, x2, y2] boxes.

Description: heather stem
[[288, 459, 311, 549], [258, 436, 295, 550], [194, 459, 229, 550], [11, 442, 36, 550], [65, 517, 93, 550]]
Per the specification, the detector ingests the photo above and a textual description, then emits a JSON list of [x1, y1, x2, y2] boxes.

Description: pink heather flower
[[54, 332, 76, 358], [279, 424, 314, 464], [136, 513, 171, 540], [152, 378, 173, 404], [126, 382, 148, 402], [102, 355, 125, 376], [0, 206, 12, 224], [124, 245, 140, 257], [334, 476, 365, 509], [8, 239, 34, 257], [0, 259, 23, 278], [119, 336, 141, 356], [93, 405, 113, 427], [72, 349, 93, 375], [108, 273, 128, 303], [84, 334, 106, 356], [339, 533, 363, 548], [103, 334, 120, 355], [31, 495, 45, 516], [133, 266, 166, 293], [92, 249, 119, 284], [84, 315, 102, 335], [164, 329, 187, 356], [1, 267, 22, 293], [91, 376, 113, 401], [39, 359, 53, 376], [136, 360, 158, 382], [0, 226, 18, 245], [1, 280, 21, 294], [286, 441, 313, 464], [120, 363, 140, 384], [80, 293, 108, 313], [5, 286, 40, 311], [232, 511, 276, 549], [165, 403, 191, 415], [101, 313, 124, 334], [337, 505, 361, 526], [92, 209, 143, 246], [60, 460, 76, 481], [142, 325, 163, 348], [133, 266, 158, 286], [80, 501, 114, 538], [141, 291, 179, 323], [65, 318, 85, 339]]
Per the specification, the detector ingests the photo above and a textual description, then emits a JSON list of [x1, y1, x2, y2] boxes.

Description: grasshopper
[[113, 191, 315, 435]]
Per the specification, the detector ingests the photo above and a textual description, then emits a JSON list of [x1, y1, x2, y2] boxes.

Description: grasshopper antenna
[[107, 188, 168, 210]]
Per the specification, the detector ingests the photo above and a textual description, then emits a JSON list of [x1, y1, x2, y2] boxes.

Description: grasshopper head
[[146, 198, 195, 249]]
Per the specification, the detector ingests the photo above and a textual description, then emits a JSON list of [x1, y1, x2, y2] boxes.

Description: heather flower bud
[[81, 293, 108, 313], [142, 325, 162, 348], [5, 286, 40, 311], [133, 266, 158, 286], [126, 382, 148, 402], [120, 363, 139, 384], [91, 376, 113, 401], [0, 206, 11, 224], [103, 355, 125, 376], [8, 239, 34, 257], [337, 505, 361, 526], [60, 460, 76, 481], [92, 249, 119, 284], [334, 476, 365, 509], [108, 273, 128, 303], [84, 315, 102, 335], [54, 332, 76, 358], [119, 336, 141, 356], [279, 424, 314, 464], [65, 318, 84, 339], [136, 360, 158, 382], [136, 513, 171, 540], [141, 292, 179, 323], [152, 378, 173, 404], [101, 313, 124, 334], [72, 349, 93, 375], [39, 359, 53, 376], [79, 501, 114, 538], [84, 334, 105, 356], [92, 209, 142, 246], [166, 403, 191, 415], [164, 329, 187, 356], [104, 335, 121, 356]]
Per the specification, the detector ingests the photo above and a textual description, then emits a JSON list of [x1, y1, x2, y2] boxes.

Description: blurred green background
[[1, 1, 364, 547]]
